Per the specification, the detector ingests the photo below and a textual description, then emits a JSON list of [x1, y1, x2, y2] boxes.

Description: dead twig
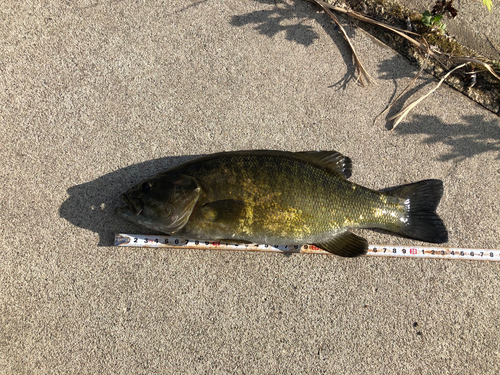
[[306, 0, 438, 58], [312, 0, 374, 86], [448, 57, 500, 81], [388, 63, 468, 130], [303, 0, 500, 117], [374, 51, 430, 124], [306, 0, 500, 84]]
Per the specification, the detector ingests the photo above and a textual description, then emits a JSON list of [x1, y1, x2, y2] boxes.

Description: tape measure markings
[[115, 234, 500, 261]]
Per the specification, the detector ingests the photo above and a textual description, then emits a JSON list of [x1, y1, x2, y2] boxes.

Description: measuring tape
[[115, 234, 500, 261]]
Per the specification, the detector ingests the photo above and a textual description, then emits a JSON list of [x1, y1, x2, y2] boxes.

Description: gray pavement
[[2, 0, 500, 373]]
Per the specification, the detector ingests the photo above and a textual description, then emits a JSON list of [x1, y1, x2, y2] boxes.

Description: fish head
[[115, 173, 201, 233]]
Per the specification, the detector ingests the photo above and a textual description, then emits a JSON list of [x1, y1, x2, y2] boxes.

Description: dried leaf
[[450, 57, 500, 82], [389, 63, 468, 130]]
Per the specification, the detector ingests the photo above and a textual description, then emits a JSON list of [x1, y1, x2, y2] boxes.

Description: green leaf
[[483, 0, 492, 12], [421, 10, 432, 26], [433, 14, 443, 23]]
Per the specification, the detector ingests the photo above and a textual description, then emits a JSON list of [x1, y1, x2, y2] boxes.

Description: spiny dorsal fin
[[314, 231, 367, 257], [296, 151, 352, 179]]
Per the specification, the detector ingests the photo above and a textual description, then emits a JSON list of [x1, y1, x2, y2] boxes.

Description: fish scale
[[175, 153, 400, 244]]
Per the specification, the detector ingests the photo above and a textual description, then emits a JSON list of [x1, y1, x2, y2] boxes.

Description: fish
[[115, 150, 448, 257]]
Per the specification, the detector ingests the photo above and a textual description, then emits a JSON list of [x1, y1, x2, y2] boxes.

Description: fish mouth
[[120, 194, 144, 216]]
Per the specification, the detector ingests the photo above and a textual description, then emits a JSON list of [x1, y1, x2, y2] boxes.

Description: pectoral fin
[[200, 199, 246, 223], [314, 232, 367, 257]]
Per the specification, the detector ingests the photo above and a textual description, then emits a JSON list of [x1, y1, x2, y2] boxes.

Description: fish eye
[[141, 181, 152, 192]]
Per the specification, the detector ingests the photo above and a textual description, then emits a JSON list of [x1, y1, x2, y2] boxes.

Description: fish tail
[[382, 179, 448, 243]]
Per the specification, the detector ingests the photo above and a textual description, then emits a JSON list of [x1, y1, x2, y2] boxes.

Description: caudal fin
[[381, 179, 448, 243]]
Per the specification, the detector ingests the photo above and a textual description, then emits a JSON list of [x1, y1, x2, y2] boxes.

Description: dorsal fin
[[296, 151, 352, 179]]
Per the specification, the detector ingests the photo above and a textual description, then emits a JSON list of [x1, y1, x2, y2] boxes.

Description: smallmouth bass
[[116, 150, 448, 257]]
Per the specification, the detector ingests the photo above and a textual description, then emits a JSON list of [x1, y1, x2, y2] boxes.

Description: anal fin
[[314, 232, 367, 257]]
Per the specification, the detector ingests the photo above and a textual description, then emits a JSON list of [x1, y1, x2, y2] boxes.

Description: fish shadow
[[59, 155, 201, 246]]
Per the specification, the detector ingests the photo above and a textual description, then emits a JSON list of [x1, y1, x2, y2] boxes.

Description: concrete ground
[[1, 0, 499, 373]]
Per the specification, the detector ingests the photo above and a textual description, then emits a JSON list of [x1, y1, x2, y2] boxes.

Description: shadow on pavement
[[377, 56, 500, 141], [394, 114, 500, 161], [59, 155, 201, 246], [231, 0, 320, 46], [231, 0, 357, 88]]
